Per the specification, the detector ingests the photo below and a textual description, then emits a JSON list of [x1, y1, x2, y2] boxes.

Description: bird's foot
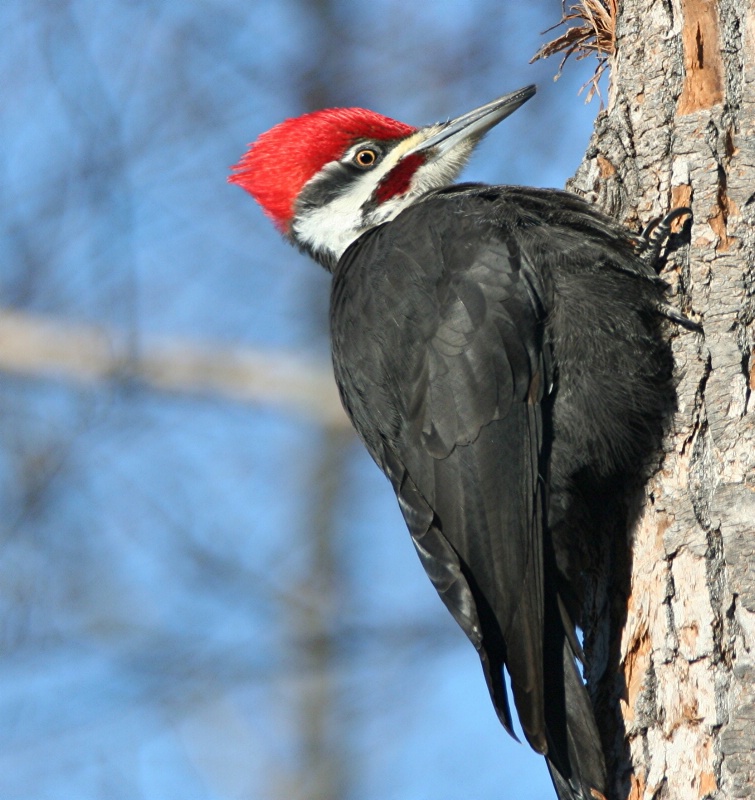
[[637, 206, 692, 270], [638, 207, 702, 331]]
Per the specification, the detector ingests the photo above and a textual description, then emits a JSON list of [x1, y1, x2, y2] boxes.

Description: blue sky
[[0, 2, 601, 798]]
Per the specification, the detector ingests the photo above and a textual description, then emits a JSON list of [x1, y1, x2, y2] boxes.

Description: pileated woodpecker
[[231, 85, 683, 800]]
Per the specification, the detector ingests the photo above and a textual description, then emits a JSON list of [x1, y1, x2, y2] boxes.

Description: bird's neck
[[291, 189, 441, 271]]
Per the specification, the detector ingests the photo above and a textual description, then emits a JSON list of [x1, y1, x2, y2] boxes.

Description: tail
[[542, 590, 607, 800]]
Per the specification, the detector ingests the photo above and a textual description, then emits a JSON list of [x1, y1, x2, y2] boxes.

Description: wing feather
[[332, 193, 550, 751]]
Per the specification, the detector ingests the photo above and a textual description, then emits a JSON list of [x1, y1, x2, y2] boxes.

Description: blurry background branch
[[0, 309, 348, 428]]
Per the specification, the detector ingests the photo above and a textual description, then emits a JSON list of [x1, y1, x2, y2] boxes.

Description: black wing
[[330, 192, 550, 750]]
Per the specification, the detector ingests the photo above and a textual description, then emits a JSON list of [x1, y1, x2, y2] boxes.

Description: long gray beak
[[412, 85, 536, 155]]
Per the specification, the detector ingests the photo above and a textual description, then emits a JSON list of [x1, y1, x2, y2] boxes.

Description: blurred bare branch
[[0, 309, 348, 428]]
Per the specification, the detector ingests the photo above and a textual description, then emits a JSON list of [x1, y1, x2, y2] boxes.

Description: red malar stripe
[[375, 153, 426, 203]]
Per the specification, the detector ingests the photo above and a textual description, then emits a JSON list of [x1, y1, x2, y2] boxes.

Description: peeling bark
[[567, 0, 755, 797]]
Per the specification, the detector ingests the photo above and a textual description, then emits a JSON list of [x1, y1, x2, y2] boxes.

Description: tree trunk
[[567, 0, 755, 797]]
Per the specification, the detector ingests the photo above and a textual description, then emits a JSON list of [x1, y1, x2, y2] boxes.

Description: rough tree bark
[[563, 0, 755, 797]]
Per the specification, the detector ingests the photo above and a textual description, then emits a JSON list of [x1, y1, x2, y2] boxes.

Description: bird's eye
[[353, 148, 378, 168]]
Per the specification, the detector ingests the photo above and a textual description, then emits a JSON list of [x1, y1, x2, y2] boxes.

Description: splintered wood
[[677, 0, 724, 115]]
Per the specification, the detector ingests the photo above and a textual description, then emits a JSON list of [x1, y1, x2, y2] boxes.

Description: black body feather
[[330, 185, 674, 800]]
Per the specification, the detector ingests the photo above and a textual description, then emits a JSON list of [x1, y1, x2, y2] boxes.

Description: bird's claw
[[638, 206, 692, 269], [638, 207, 701, 331]]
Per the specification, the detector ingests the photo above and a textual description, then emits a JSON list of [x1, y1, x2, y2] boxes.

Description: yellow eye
[[354, 148, 378, 168]]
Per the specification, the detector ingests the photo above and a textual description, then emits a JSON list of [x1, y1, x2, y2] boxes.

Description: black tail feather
[[543, 589, 607, 800]]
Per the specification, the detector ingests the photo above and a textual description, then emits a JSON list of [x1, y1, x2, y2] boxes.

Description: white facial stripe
[[292, 174, 372, 261], [292, 160, 392, 259], [292, 142, 410, 259], [292, 130, 475, 264]]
